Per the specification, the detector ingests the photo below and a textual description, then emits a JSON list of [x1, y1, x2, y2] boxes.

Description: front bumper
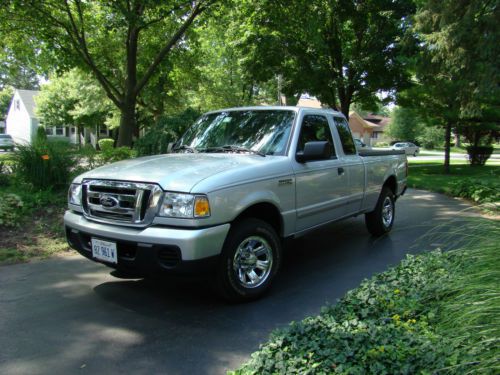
[[64, 210, 230, 276]]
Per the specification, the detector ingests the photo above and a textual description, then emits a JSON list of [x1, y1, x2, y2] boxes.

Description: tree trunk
[[444, 121, 452, 174], [117, 101, 136, 147], [340, 98, 350, 119]]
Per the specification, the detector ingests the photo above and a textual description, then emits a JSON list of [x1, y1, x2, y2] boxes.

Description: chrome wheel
[[382, 196, 394, 228], [233, 236, 273, 289]]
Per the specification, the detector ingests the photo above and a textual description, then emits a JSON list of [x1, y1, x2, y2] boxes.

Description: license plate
[[91, 238, 118, 264]]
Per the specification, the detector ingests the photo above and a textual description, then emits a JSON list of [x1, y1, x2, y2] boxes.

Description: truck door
[[333, 116, 365, 214], [292, 113, 350, 232]]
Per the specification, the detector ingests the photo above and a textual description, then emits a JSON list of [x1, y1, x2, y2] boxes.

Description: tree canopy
[[234, 0, 416, 117], [2, 0, 216, 146]]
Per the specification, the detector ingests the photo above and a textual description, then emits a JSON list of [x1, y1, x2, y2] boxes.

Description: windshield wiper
[[172, 145, 198, 153], [201, 145, 266, 157]]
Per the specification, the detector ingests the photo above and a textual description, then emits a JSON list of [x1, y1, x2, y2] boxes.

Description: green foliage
[[386, 107, 423, 142], [0, 86, 14, 120], [13, 137, 76, 190], [100, 146, 135, 164], [449, 179, 499, 204], [2, 1, 215, 146], [135, 108, 200, 156], [0, 193, 24, 227], [416, 126, 445, 150], [466, 145, 494, 166], [236, 0, 415, 115], [36, 69, 112, 130], [234, 250, 455, 374], [97, 138, 114, 151], [233, 219, 500, 374], [372, 141, 389, 147]]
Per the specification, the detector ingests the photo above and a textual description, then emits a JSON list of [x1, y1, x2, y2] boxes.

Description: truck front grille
[[82, 180, 162, 226]]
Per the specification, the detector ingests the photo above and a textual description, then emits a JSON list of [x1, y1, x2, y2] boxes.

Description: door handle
[[338, 167, 345, 176]]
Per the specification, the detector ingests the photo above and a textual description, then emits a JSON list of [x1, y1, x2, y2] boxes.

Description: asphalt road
[[0, 189, 476, 375]]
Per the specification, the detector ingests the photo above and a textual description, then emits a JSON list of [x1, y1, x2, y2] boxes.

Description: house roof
[[349, 111, 380, 129], [362, 114, 391, 129], [17, 89, 40, 118]]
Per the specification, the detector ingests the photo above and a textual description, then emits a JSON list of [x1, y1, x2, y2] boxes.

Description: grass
[[408, 164, 500, 197], [232, 218, 500, 374]]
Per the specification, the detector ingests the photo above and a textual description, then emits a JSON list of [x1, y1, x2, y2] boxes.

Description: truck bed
[[359, 149, 405, 157]]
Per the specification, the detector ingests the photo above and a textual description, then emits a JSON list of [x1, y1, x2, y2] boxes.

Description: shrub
[[98, 138, 114, 151], [13, 139, 76, 190], [466, 145, 493, 166], [416, 126, 445, 149], [135, 108, 200, 156], [75, 144, 101, 171], [100, 146, 135, 164], [372, 141, 389, 147], [232, 218, 500, 374], [0, 193, 24, 227], [449, 178, 500, 204]]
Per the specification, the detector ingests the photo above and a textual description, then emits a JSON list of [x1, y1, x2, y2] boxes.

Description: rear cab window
[[333, 117, 357, 155]]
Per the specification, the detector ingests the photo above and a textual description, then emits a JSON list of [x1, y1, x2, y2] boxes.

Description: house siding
[[6, 91, 33, 144]]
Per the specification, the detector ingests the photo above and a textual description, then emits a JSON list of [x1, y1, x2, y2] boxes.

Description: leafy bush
[[232, 219, 500, 374], [0, 193, 24, 227], [100, 146, 135, 164], [449, 178, 500, 204], [416, 126, 445, 149], [74, 144, 100, 171], [13, 138, 76, 190], [135, 108, 200, 156], [232, 251, 456, 374], [0, 160, 11, 186], [466, 145, 494, 166], [98, 138, 114, 151]]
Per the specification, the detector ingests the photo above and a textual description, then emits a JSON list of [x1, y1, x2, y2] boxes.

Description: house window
[[55, 126, 64, 136], [71, 127, 76, 134], [99, 126, 108, 136], [45, 127, 54, 136], [372, 132, 380, 139]]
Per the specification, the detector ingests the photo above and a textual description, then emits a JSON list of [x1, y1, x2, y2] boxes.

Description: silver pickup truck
[[65, 107, 407, 301]]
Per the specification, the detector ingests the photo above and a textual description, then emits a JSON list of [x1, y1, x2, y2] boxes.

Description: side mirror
[[296, 141, 332, 163]]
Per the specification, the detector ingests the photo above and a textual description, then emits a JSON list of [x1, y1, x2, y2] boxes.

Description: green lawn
[[408, 164, 499, 195]]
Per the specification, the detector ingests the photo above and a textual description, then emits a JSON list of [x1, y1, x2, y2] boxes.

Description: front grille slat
[[82, 180, 162, 227]]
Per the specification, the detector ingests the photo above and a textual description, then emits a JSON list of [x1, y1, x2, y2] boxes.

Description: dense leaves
[[232, 219, 500, 374], [235, 0, 415, 116]]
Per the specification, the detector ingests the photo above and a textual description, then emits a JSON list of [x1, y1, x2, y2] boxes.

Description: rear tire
[[365, 187, 395, 236], [214, 218, 282, 302]]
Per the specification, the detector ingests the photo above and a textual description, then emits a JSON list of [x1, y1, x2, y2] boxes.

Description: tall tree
[[409, 0, 500, 172], [235, 0, 415, 117], [3, 0, 215, 146], [36, 69, 112, 133]]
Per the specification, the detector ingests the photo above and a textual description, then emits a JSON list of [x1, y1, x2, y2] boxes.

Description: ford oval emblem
[[100, 195, 119, 208]]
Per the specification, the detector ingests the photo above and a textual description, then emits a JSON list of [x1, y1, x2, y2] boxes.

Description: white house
[[6, 89, 40, 144], [6, 88, 109, 147]]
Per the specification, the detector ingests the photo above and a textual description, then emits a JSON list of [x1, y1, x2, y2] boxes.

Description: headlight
[[159, 193, 211, 218], [68, 183, 82, 206]]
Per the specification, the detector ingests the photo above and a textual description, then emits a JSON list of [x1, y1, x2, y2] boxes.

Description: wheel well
[[234, 203, 283, 237], [384, 176, 397, 195]]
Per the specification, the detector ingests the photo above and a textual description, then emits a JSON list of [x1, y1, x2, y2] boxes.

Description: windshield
[[176, 110, 296, 156]]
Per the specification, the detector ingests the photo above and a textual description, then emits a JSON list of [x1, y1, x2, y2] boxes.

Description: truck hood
[[74, 153, 276, 192]]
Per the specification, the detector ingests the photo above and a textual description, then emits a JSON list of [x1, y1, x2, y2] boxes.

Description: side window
[[334, 117, 356, 155], [297, 115, 335, 157]]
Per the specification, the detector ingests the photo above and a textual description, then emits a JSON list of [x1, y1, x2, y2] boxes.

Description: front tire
[[215, 218, 282, 302], [365, 187, 395, 236]]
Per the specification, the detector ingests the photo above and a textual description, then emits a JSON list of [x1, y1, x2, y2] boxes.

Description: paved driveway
[[0, 189, 475, 375]]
